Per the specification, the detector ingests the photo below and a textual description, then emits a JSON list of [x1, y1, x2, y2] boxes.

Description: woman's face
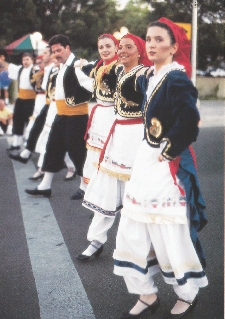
[[118, 38, 140, 69], [98, 38, 117, 63], [146, 26, 178, 68]]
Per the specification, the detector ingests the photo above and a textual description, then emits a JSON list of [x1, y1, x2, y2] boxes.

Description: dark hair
[[98, 35, 113, 42], [49, 34, 71, 49], [0, 52, 6, 58], [147, 21, 176, 45], [22, 52, 34, 60]]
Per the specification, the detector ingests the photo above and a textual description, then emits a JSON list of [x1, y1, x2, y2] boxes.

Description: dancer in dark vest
[[6, 52, 36, 151], [8, 46, 54, 163], [25, 34, 93, 198]]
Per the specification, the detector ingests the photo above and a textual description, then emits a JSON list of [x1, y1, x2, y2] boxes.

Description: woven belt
[[98, 117, 143, 166], [84, 103, 114, 140]]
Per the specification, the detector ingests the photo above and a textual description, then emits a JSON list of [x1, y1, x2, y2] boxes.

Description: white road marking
[[9, 141, 95, 319]]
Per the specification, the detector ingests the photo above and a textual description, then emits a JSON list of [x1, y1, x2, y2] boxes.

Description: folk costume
[[24, 62, 54, 142], [113, 19, 208, 305], [8, 62, 36, 147], [41, 53, 93, 176], [24, 62, 55, 154], [81, 34, 119, 187], [35, 65, 59, 168], [81, 34, 152, 251]]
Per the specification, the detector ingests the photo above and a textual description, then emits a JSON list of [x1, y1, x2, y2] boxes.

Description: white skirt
[[86, 100, 115, 150], [83, 147, 101, 184], [122, 140, 187, 224], [83, 100, 115, 183], [100, 120, 144, 179], [82, 120, 144, 217]]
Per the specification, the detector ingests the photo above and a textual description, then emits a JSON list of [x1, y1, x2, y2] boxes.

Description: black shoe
[[28, 173, 44, 181], [25, 187, 51, 198], [75, 244, 103, 260], [70, 189, 85, 200], [8, 152, 30, 164], [6, 145, 20, 151], [64, 171, 76, 181], [165, 296, 198, 319], [121, 297, 160, 318]]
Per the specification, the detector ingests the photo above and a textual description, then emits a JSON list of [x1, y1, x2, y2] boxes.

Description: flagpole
[[191, 0, 198, 86]]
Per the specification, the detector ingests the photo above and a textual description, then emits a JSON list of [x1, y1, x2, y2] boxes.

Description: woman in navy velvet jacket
[[113, 18, 208, 319]]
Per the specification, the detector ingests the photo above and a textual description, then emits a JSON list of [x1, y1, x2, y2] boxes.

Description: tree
[[138, 0, 225, 69]]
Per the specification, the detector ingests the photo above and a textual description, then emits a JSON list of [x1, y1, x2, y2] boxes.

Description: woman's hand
[[158, 154, 165, 162], [74, 59, 88, 68]]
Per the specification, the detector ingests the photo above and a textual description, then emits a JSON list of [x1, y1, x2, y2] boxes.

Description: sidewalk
[[198, 100, 225, 127]]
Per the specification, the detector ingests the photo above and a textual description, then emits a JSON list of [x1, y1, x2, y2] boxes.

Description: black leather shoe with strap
[[28, 173, 44, 181], [164, 296, 198, 319], [120, 297, 160, 318], [25, 188, 52, 198], [75, 244, 103, 261], [8, 152, 30, 164], [70, 189, 85, 200], [6, 145, 20, 151]]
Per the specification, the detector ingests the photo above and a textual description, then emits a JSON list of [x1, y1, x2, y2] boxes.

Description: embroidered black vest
[[114, 64, 144, 118], [91, 60, 118, 102], [46, 67, 59, 100], [63, 58, 92, 106]]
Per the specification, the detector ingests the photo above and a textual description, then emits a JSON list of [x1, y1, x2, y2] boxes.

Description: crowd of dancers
[[5, 17, 208, 319]]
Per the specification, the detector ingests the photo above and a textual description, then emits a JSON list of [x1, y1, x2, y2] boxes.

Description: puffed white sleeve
[[75, 67, 94, 93], [8, 63, 22, 80]]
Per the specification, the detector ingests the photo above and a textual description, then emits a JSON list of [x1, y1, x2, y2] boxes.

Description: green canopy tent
[[4, 34, 48, 63]]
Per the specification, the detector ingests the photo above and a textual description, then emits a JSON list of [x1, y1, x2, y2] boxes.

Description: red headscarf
[[121, 33, 152, 66], [99, 33, 119, 47], [158, 17, 192, 78], [96, 34, 119, 67]]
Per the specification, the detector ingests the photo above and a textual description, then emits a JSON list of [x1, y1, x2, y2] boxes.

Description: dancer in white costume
[[76, 34, 152, 260], [71, 33, 119, 199], [82, 34, 119, 187], [24, 56, 46, 140], [34, 61, 75, 181], [113, 18, 208, 319]]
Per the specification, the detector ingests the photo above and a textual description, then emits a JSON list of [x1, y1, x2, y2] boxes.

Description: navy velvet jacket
[[138, 69, 200, 160]]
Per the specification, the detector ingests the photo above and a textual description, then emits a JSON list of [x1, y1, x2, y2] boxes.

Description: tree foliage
[[0, 0, 224, 68], [138, 0, 225, 69]]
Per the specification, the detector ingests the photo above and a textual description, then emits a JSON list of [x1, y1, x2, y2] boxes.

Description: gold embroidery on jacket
[[116, 65, 143, 118], [66, 97, 76, 106], [93, 60, 118, 102], [149, 117, 162, 138]]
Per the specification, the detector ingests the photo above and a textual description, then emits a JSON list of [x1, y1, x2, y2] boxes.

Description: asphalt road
[[0, 100, 224, 319]]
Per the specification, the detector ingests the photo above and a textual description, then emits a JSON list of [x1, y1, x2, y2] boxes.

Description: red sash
[[98, 118, 143, 167], [84, 103, 114, 140], [168, 145, 197, 196]]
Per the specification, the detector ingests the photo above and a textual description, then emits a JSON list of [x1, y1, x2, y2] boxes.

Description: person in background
[[8, 46, 54, 163], [6, 52, 36, 151], [113, 18, 208, 319], [23, 55, 46, 140], [0, 53, 11, 105], [0, 98, 12, 136]]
